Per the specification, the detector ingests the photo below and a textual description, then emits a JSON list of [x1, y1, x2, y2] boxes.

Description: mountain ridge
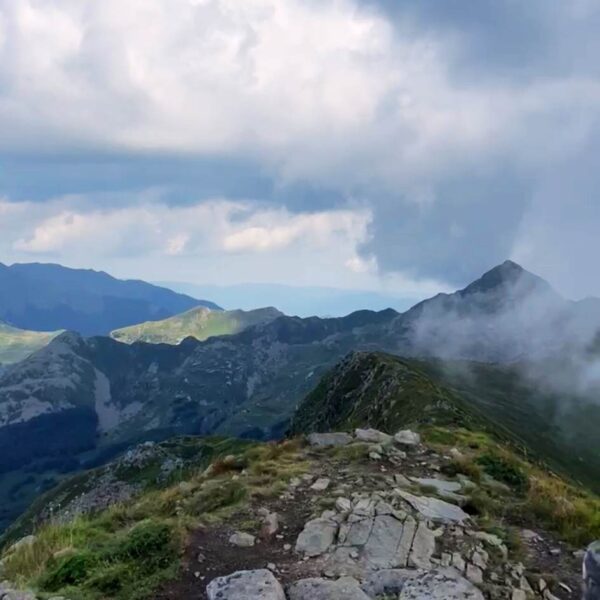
[[110, 306, 283, 345], [2, 260, 600, 533], [0, 262, 220, 335]]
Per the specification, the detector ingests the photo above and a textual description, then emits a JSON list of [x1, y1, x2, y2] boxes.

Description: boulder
[[310, 478, 331, 492], [288, 576, 371, 600], [307, 433, 353, 448], [355, 429, 392, 444], [362, 568, 484, 599], [260, 512, 279, 538], [583, 540, 600, 600], [229, 532, 256, 547], [399, 568, 484, 599], [394, 430, 421, 447], [408, 521, 436, 569], [295, 517, 337, 557], [207, 569, 285, 600], [395, 490, 469, 523]]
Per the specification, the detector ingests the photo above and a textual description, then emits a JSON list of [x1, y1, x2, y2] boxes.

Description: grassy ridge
[[0, 439, 306, 599], [0, 322, 61, 365], [110, 306, 282, 344]]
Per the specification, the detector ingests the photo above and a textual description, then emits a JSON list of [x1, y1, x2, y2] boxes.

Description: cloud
[[222, 210, 369, 253], [2, 195, 406, 291], [0, 0, 600, 295]]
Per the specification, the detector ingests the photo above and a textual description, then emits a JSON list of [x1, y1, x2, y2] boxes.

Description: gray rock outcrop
[[287, 576, 370, 600], [584, 541, 600, 600], [307, 433, 353, 448], [206, 569, 286, 600]]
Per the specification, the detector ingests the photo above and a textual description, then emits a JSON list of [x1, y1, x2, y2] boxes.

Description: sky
[[1, 0, 599, 303]]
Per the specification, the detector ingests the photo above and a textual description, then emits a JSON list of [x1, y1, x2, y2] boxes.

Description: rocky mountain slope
[[2, 261, 600, 533], [0, 321, 62, 366], [0, 262, 219, 335], [111, 307, 283, 344], [1, 422, 596, 600], [289, 352, 600, 493]]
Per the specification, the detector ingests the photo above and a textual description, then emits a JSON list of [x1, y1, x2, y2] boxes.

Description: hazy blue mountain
[[157, 281, 414, 317], [0, 262, 221, 335]]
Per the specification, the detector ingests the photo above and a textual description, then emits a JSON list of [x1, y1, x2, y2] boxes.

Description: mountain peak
[[460, 259, 556, 299]]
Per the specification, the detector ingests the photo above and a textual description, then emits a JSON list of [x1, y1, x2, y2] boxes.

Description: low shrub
[[188, 480, 247, 516], [476, 453, 528, 492]]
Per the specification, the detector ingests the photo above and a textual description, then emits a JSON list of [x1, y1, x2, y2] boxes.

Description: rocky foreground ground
[[154, 429, 582, 600], [0, 427, 593, 600]]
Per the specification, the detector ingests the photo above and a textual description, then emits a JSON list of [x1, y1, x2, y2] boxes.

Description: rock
[[511, 591, 527, 600], [364, 567, 484, 599], [361, 569, 414, 597], [466, 563, 483, 585], [393, 473, 412, 488], [229, 532, 256, 547], [583, 541, 600, 600], [394, 430, 421, 447], [206, 569, 285, 600], [520, 529, 541, 542], [295, 517, 337, 557], [369, 452, 382, 460], [288, 576, 371, 600], [307, 433, 353, 448], [355, 428, 393, 444], [412, 477, 462, 494], [310, 478, 331, 492], [361, 514, 407, 569], [408, 521, 436, 569], [260, 512, 279, 538], [471, 550, 487, 571], [395, 490, 470, 523], [452, 552, 466, 572], [335, 497, 352, 513]]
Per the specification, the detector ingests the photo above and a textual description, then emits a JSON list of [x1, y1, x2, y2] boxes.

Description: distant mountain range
[[0, 262, 220, 336], [1, 260, 600, 531], [111, 306, 282, 344], [158, 281, 415, 317]]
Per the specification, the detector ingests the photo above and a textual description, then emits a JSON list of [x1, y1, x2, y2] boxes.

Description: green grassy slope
[[0, 321, 62, 365], [110, 306, 282, 344], [290, 351, 600, 493]]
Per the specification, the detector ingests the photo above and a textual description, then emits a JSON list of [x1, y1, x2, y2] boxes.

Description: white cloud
[[1, 0, 597, 192], [222, 210, 369, 253]]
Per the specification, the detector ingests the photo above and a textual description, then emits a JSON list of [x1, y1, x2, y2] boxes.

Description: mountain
[[2, 260, 600, 532], [0, 321, 62, 366], [388, 259, 600, 362], [158, 281, 414, 317], [290, 351, 600, 491], [110, 306, 283, 344], [0, 262, 220, 335], [0, 368, 595, 600]]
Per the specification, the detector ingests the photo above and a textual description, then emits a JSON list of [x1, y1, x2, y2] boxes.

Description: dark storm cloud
[[0, 0, 599, 296]]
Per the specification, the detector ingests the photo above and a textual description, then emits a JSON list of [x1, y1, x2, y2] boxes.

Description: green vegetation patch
[[426, 426, 600, 547]]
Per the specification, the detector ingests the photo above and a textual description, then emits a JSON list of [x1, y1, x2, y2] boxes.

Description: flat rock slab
[[355, 428, 393, 444], [307, 432, 353, 448], [362, 567, 484, 600], [396, 490, 469, 524], [288, 577, 371, 600], [412, 478, 462, 494], [399, 568, 485, 599], [295, 517, 338, 556], [394, 430, 421, 446], [206, 569, 285, 600]]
